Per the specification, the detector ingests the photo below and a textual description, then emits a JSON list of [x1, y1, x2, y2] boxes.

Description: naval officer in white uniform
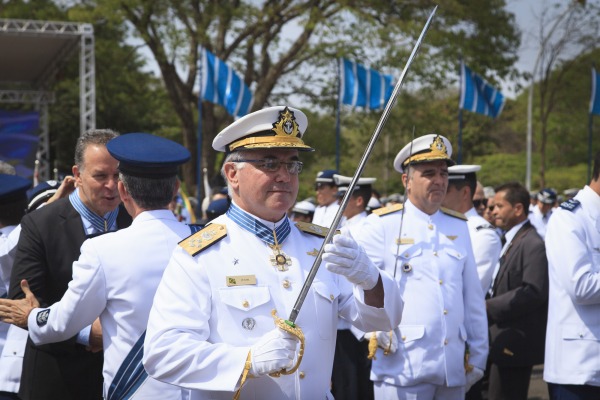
[[355, 134, 488, 400], [0, 132, 192, 400], [544, 151, 600, 399], [442, 164, 502, 293], [142, 106, 402, 400]]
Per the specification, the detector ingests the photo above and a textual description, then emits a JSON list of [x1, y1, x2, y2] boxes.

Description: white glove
[[249, 328, 298, 376], [465, 366, 484, 391], [364, 330, 398, 354], [323, 233, 380, 290]]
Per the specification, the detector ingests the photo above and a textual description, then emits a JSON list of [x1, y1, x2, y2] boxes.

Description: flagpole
[[458, 58, 463, 164], [196, 47, 204, 218], [588, 112, 593, 183], [335, 58, 342, 172]]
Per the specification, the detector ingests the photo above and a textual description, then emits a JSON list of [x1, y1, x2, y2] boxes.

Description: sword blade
[[288, 6, 438, 324]]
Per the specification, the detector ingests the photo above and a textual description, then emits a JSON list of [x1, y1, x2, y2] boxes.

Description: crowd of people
[[0, 105, 598, 400]]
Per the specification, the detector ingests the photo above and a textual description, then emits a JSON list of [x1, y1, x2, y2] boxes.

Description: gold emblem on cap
[[272, 107, 299, 137], [431, 135, 447, 153], [403, 134, 451, 167]]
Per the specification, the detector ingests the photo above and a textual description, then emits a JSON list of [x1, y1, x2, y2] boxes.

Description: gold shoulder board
[[295, 221, 336, 238], [440, 207, 468, 221], [178, 223, 227, 257], [372, 203, 403, 217]]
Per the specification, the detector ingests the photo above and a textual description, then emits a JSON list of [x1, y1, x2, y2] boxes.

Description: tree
[[527, 0, 600, 188], [95, 0, 520, 199]]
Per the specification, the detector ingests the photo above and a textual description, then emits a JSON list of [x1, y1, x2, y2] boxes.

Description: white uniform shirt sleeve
[[27, 239, 107, 345], [546, 204, 600, 304], [143, 247, 248, 392], [471, 226, 502, 293]]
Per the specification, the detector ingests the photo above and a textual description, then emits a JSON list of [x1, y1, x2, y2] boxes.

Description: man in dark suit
[[486, 181, 548, 400], [9, 129, 132, 400]]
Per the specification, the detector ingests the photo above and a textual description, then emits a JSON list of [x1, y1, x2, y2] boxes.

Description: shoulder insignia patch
[[372, 203, 403, 217], [475, 224, 495, 231], [36, 309, 50, 327], [440, 207, 468, 221], [560, 198, 580, 212], [178, 223, 227, 257], [295, 221, 337, 238]]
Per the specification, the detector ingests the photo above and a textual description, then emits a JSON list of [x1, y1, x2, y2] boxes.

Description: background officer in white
[[331, 174, 377, 400], [442, 165, 502, 293], [312, 169, 340, 227], [0, 133, 191, 399], [356, 134, 488, 400], [142, 106, 402, 400], [529, 188, 557, 240], [544, 151, 600, 399]]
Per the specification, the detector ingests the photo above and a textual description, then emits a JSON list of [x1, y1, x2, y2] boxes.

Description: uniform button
[[439, 279, 443, 285], [579, 333, 584, 338], [242, 300, 250, 308], [428, 224, 433, 230], [401, 336, 407, 341], [282, 280, 291, 289], [299, 371, 306, 379], [444, 339, 448, 345], [443, 309, 448, 315], [330, 294, 334, 301], [433, 251, 438, 257]]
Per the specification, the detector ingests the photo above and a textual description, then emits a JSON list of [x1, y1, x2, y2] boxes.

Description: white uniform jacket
[[529, 205, 553, 240], [356, 200, 488, 387], [0, 225, 25, 395], [312, 202, 340, 228], [544, 185, 600, 385], [26, 210, 190, 399], [143, 212, 402, 400], [464, 208, 502, 292]]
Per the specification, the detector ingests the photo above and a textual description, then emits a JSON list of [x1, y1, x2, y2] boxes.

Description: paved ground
[[528, 365, 549, 400]]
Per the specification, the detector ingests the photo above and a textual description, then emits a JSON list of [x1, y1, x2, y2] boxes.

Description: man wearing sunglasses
[[313, 170, 340, 228], [142, 106, 402, 399], [443, 165, 502, 293]]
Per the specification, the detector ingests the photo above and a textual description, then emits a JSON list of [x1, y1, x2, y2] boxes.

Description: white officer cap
[[393, 133, 454, 173], [291, 200, 316, 215], [212, 106, 313, 153], [333, 174, 377, 195], [367, 197, 382, 209], [448, 164, 481, 181]]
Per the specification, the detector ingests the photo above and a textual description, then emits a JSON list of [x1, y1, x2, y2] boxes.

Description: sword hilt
[[269, 310, 305, 377]]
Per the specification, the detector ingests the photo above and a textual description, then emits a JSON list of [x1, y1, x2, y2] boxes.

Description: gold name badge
[[226, 275, 257, 287], [396, 238, 415, 245]]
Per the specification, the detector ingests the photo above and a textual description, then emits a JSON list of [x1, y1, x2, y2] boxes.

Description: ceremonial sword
[[288, 5, 438, 326]]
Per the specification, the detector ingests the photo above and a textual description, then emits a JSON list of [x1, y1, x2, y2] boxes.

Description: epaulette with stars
[[178, 223, 227, 257], [295, 221, 338, 238], [560, 198, 580, 212], [440, 207, 468, 221], [371, 203, 403, 217]]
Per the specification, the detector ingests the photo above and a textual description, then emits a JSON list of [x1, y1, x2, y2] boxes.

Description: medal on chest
[[269, 229, 292, 271]]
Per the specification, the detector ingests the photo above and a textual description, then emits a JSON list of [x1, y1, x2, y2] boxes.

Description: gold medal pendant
[[269, 229, 291, 271]]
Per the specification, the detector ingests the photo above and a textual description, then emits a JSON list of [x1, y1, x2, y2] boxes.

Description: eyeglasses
[[473, 198, 488, 208], [232, 159, 303, 174]]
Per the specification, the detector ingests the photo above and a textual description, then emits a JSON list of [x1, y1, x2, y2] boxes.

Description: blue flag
[[590, 67, 600, 116], [340, 58, 393, 111], [459, 62, 505, 118], [200, 49, 254, 117]]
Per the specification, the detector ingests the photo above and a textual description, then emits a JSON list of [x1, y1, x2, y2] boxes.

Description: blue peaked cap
[[315, 169, 338, 183], [0, 174, 31, 204], [107, 133, 191, 178]]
